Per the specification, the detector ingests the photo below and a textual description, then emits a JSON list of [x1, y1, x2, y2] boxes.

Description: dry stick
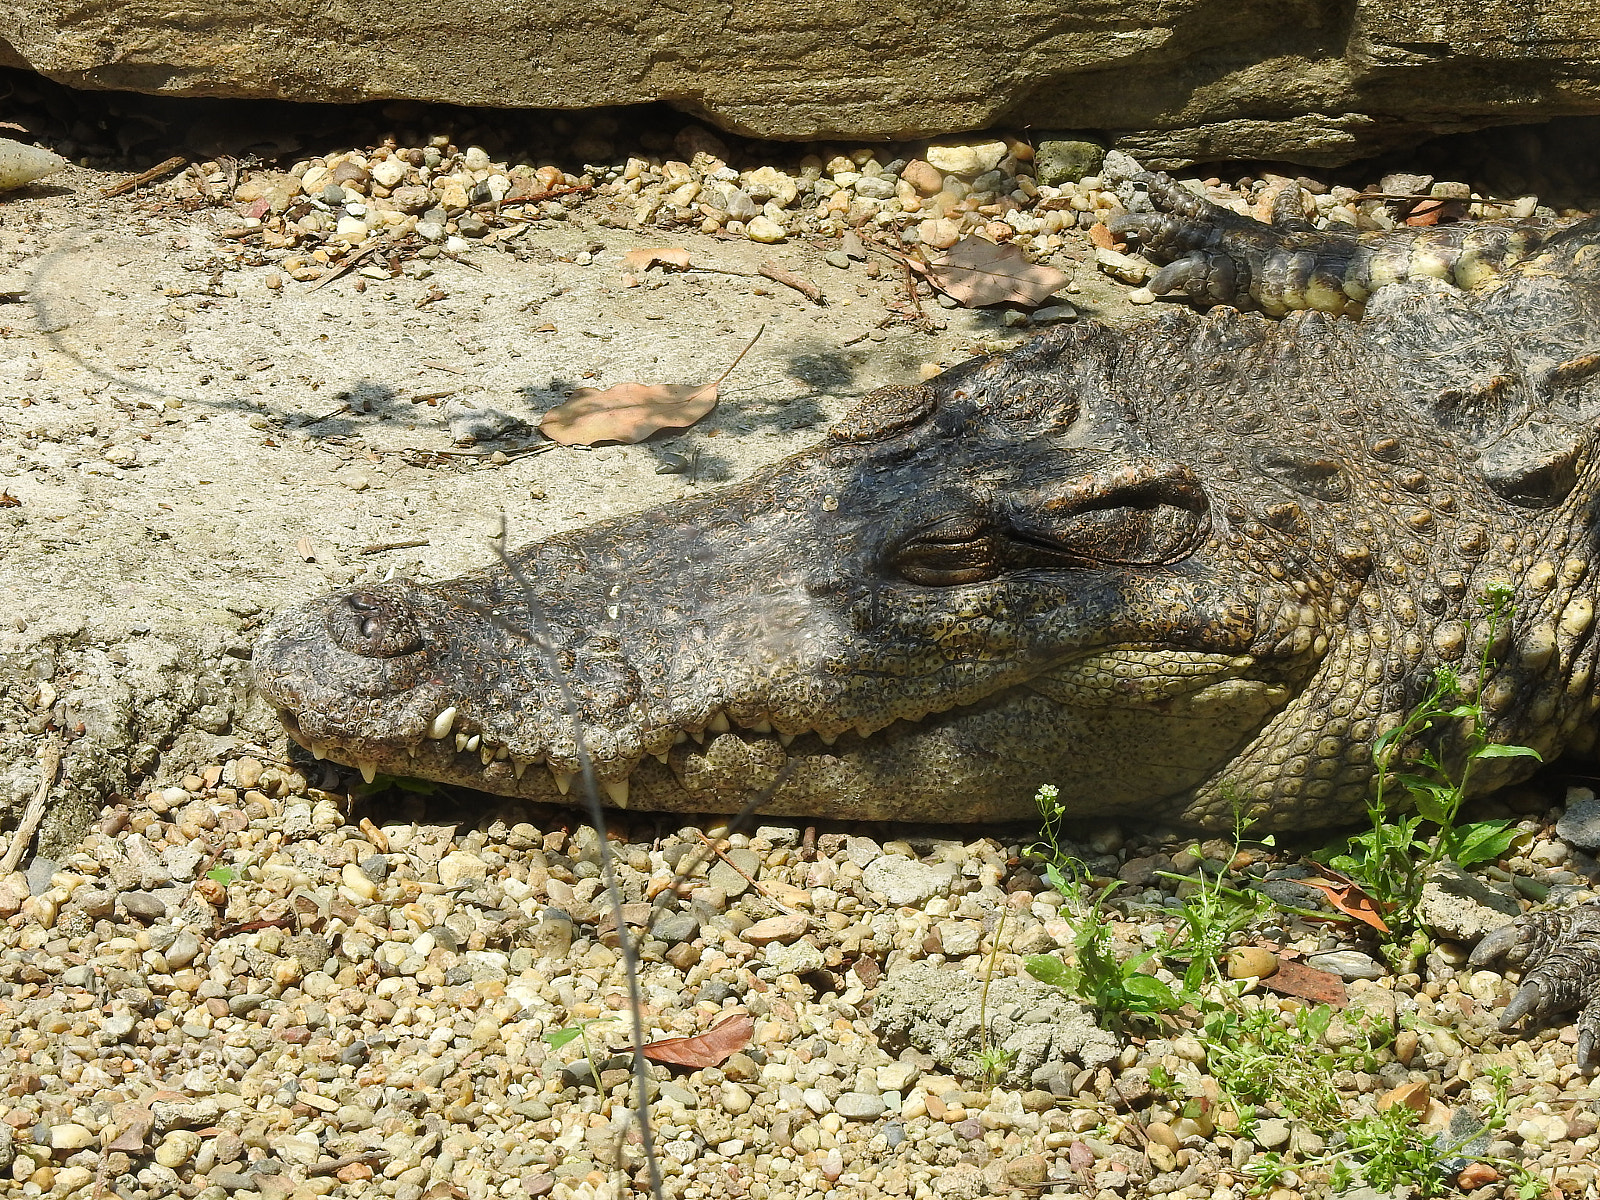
[[359, 538, 430, 555], [309, 243, 383, 292], [461, 572, 665, 1200], [692, 828, 804, 916], [101, 156, 188, 198], [756, 261, 826, 305], [477, 183, 594, 211], [0, 731, 62, 875], [464, 525, 794, 1199]]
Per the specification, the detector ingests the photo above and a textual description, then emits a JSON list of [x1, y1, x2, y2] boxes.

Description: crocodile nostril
[[327, 589, 425, 658]]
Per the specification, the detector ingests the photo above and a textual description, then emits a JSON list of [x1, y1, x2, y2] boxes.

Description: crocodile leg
[[1468, 902, 1600, 1070], [1104, 170, 1551, 317]]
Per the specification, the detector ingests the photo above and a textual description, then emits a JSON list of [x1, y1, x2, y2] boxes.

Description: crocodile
[[255, 175, 1600, 1061], [257, 196, 1600, 833]]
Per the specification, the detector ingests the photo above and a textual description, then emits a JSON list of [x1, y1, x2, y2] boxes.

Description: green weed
[[1319, 585, 1536, 947]]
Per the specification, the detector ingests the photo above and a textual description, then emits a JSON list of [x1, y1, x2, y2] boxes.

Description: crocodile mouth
[[273, 642, 1306, 811]]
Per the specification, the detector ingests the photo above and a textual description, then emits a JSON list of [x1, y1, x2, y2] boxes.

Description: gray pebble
[[649, 910, 700, 945], [835, 1091, 888, 1119], [121, 891, 167, 921], [1306, 950, 1385, 980], [1557, 791, 1600, 850], [824, 251, 851, 270], [24, 857, 58, 895]]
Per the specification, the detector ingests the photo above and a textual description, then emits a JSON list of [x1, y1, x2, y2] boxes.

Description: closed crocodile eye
[[892, 518, 1002, 586]]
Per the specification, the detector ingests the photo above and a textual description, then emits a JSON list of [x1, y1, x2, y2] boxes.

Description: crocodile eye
[[892, 518, 1002, 586]]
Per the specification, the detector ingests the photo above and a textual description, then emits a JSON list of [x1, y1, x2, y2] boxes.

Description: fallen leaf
[[1253, 957, 1348, 1008], [926, 237, 1069, 307], [1297, 867, 1391, 932], [541, 325, 764, 446], [106, 1102, 155, 1153], [621, 247, 691, 273], [1088, 222, 1117, 250], [639, 1011, 753, 1068], [1377, 1080, 1431, 1113], [0, 491, 18, 507], [540, 381, 718, 445]]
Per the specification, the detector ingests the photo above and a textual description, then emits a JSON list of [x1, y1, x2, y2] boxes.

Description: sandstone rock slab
[[4, 2, 1600, 164]]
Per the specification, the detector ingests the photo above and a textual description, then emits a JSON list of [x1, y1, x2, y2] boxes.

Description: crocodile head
[[256, 319, 1387, 828]]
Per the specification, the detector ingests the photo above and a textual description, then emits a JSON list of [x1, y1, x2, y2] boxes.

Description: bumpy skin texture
[[1470, 903, 1600, 1070], [1107, 171, 1553, 317], [256, 206, 1600, 832]]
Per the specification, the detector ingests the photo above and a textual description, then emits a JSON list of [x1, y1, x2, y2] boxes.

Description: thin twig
[[757, 261, 826, 305], [309, 244, 383, 292], [477, 183, 594, 211], [309, 1152, 388, 1177], [101, 156, 188, 198], [692, 828, 803, 915], [0, 732, 62, 875], [359, 538, 430, 555]]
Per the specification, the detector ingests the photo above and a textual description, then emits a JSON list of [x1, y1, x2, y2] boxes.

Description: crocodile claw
[[1470, 901, 1600, 1070]]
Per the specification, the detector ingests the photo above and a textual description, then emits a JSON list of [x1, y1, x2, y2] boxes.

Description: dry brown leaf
[[106, 1102, 156, 1153], [621, 247, 691, 273], [1298, 864, 1391, 932], [540, 381, 718, 446], [541, 325, 765, 447], [1253, 957, 1348, 1008], [926, 237, 1069, 307], [639, 1011, 753, 1068]]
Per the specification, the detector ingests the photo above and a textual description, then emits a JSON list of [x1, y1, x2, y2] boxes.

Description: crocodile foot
[[1469, 902, 1600, 1070], [1104, 169, 1549, 317]]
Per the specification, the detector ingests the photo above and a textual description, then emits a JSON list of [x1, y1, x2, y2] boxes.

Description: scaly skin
[[255, 212, 1600, 833], [1106, 170, 1553, 316]]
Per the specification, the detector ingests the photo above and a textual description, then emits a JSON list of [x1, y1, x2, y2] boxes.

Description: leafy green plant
[[1158, 803, 1269, 995], [544, 1015, 618, 1088], [1025, 861, 1179, 1029], [1203, 1001, 1344, 1129], [1321, 585, 1536, 943], [205, 864, 240, 886]]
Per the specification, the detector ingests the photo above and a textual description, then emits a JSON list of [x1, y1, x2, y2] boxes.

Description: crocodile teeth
[[855, 723, 873, 739], [603, 777, 630, 807], [480, 744, 495, 766], [406, 745, 417, 758], [552, 768, 574, 795], [748, 718, 773, 734], [674, 731, 688, 744], [494, 746, 508, 761], [465, 734, 481, 753], [707, 710, 730, 733], [688, 727, 705, 744], [777, 732, 795, 747], [817, 731, 838, 746], [653, 751, 670, 764], [309, 740, 330, 760], [427, 707, 458, 740], [454, 732, 468, 752], [356, 759, 378, 784]]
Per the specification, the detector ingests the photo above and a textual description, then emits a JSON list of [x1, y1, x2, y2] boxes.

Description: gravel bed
[[1, 758, 1598, 1200]]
